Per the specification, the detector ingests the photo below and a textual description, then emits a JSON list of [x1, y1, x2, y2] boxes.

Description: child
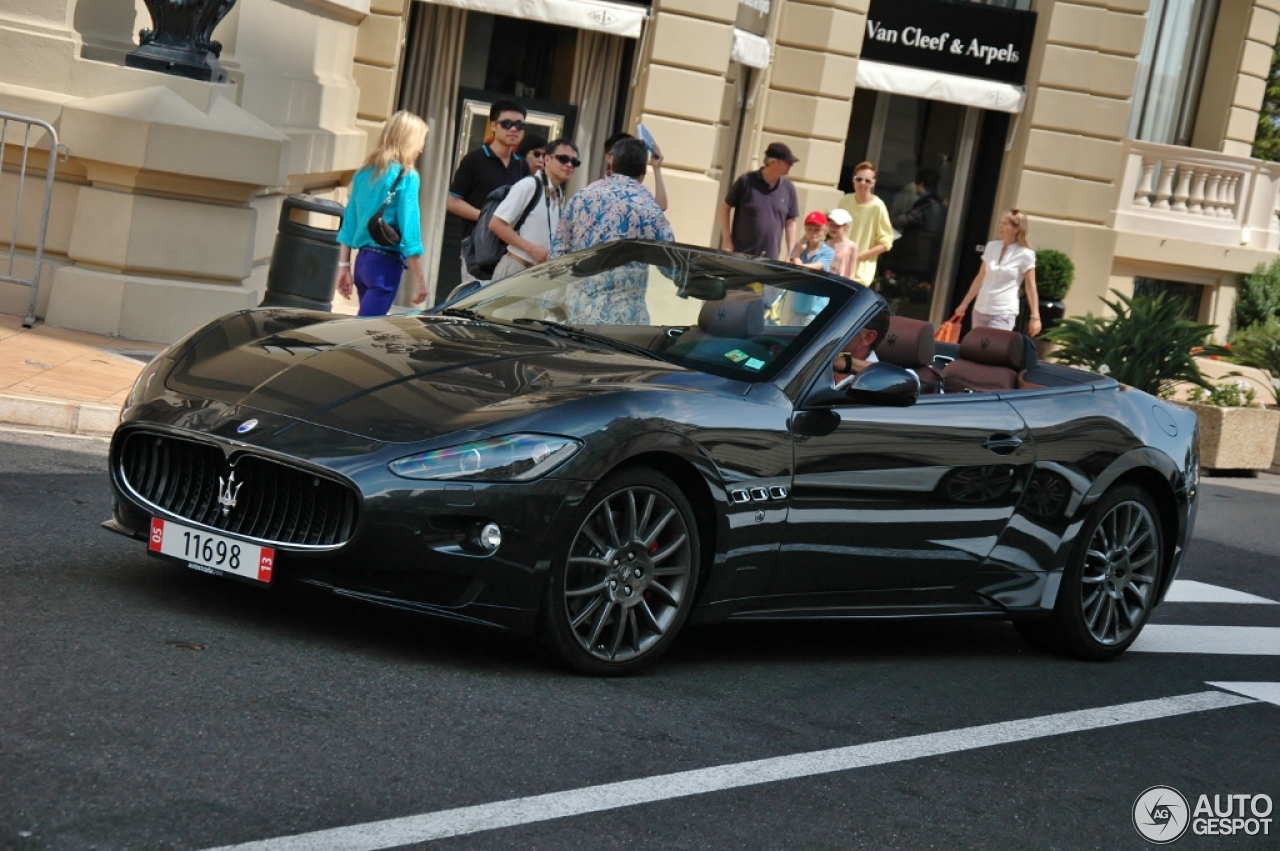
[[825, 207, 859, 280], [787, 211, 835, 324]]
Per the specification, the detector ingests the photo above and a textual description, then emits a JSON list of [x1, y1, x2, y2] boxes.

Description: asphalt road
[[1, 428, 1277, 850]]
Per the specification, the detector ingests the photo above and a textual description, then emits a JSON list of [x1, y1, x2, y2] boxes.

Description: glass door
[[843, 91, 979, 323]]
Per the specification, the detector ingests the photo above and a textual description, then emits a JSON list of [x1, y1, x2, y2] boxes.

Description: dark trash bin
[[260, 194, 345, 310]]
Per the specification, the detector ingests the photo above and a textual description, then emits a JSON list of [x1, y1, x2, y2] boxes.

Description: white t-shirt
[[494, 173, 560, 264], [975, 240, 1036, 316]]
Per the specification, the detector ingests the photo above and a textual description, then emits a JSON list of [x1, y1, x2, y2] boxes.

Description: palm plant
[[1042, 289, 1223, 396], [1229, 318, 1280, 378]]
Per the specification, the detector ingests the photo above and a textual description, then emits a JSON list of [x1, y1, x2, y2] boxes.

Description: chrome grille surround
[[116, 428, 359, 550]]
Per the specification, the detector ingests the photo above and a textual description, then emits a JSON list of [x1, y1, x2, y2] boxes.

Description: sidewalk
[[0, 313, 163, 437]]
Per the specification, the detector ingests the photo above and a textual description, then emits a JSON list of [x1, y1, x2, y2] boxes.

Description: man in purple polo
[[718, 141, 801, 260]]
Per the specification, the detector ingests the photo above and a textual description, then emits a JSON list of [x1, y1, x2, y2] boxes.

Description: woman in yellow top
[[836, 161, 894, 286]]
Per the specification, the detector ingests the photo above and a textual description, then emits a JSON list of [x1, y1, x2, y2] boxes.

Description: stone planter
[[1185, 402, 1280, 473], [1273, 424, 1280, 474]]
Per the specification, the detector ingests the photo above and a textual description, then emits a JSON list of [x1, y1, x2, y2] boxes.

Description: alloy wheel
[[1079, 499, 1159, 646], [562, 485, 693, 663]]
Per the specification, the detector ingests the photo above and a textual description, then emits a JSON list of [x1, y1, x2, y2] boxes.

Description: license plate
[[149, 517, 275, 584]]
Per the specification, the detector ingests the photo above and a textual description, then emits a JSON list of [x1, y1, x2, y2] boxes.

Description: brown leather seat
[[876, 316, 941, 393], [940, 327, 1036, 393]]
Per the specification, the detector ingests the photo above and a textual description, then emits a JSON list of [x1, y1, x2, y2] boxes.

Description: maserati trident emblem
[[237, 418, 259, 434], [217, 472, 244, 517]]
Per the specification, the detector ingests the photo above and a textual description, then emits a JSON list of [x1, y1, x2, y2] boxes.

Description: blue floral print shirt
[[552, 174, 674, 325]]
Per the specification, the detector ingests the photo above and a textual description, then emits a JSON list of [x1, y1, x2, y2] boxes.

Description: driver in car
[[834, 308, 891, 379]]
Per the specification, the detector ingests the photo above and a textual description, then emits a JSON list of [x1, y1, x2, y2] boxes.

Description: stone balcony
[[1111, 139, 1280, 253]]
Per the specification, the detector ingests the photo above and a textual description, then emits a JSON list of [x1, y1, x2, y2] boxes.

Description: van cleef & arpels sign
[[860, 0, 1037, 85]]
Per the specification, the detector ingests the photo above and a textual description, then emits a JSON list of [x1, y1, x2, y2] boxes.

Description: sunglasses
[[552, 153, 582, 167], [853, 176, 875, 184], [495, 119, 525, 131]]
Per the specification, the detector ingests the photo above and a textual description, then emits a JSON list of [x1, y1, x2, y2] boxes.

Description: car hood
[[166, 312, 688, 443]]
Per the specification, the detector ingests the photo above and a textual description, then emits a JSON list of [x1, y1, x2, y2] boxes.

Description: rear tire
[[542, 468, 701, 676], [1017, 484, 1163, 660]]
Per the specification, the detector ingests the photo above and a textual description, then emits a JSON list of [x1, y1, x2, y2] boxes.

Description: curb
[[0, 393, 120, 437]]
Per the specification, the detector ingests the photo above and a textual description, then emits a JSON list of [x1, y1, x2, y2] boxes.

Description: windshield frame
[[443, 240, 860, 383]]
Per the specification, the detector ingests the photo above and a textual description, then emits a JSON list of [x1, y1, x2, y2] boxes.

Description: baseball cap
[[804, 211, 828, 226], [764, 142, 800, 164], [827, 208, 852, 227]]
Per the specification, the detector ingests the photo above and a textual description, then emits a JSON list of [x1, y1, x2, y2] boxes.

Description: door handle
[[983, 435, 1023, 455]]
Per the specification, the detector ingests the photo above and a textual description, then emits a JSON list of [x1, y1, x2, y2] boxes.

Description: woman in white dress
[[950, 209, 1041, 336]]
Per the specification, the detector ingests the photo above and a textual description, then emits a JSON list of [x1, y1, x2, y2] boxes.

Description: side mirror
[[806, 361, 920, 408], [845, 362, 919, 406]]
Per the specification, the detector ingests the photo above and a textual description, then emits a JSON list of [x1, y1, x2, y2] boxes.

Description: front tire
[[543, 468, 701, 676], [1017, 483, 1163, 660]]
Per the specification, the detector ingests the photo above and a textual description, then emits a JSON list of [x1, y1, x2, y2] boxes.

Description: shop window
[[1128, 0, 1219, 146], [1134, 277, 1206, 321]]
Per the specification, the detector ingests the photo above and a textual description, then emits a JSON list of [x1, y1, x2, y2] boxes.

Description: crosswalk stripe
[[199, 690, 1255, 851], [1164, 580, 1278, 605], [1131, 625, 1280, 655], [1207, 682, 1280, 707]]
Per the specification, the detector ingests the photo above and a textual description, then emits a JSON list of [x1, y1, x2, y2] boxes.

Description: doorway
[[841, 89, 994, 323]]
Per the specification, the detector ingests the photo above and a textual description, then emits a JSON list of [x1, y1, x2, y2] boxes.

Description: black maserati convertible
[[105, 240, 1199, 675]]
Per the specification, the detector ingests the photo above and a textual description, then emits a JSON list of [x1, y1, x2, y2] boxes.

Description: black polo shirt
[[725, 169, 799, 259], [448, 144, 528, 238]]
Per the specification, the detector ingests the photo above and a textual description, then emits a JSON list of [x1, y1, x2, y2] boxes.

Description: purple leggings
[[354, 249, 405, 316]]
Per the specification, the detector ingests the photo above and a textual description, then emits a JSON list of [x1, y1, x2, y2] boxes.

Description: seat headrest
[[698, 296, 764, 338], [957, 328, 1030, 369], [877, 316, 936, 369]]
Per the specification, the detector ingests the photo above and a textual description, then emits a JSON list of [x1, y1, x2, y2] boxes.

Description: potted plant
[[1184, 382, 1280, 474], [1228, 318, 1280, 470], [1035, 248, 1075, 331], [1041, 289, 1221, 396]]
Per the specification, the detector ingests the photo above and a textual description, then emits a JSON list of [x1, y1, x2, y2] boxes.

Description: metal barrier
[[1, 111, 69, 327]]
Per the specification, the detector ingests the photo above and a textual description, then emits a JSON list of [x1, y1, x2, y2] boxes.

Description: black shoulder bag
[[367, 169, 405, 248]]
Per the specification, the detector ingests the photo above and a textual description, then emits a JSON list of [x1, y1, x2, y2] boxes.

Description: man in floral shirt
[[553, 137, 674, 325]]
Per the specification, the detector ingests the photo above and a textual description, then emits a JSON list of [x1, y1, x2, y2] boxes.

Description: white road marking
[[1131, 625, 1280, 655], [1165, 580, 1278, 605], [201, 690, 1255, 851], [1208, 682, 1280, 708]]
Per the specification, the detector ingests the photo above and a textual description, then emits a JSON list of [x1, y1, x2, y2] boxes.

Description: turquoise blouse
[[337, 164, 424, 257]]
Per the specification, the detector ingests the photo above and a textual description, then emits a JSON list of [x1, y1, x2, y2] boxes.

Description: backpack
[[461, 173, 544, 280]]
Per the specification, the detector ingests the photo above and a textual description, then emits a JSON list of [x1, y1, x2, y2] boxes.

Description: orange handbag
[[935, 320, 961, 344]]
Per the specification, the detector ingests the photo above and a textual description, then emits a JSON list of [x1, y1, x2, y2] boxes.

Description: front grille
[[118, 431, 358, 548]]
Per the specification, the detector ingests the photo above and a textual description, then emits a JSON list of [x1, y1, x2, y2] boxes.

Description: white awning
[[856, 60, 1026, 114], [416, 0, 647, 38], [731, 29, 771, 69]]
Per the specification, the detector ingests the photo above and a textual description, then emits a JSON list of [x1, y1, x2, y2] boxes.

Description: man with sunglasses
[[488, 139, 579, 281], [447, 99, 529, 283]]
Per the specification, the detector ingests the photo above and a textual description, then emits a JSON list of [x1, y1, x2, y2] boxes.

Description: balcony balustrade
[[1112, 140, 1280, 251]]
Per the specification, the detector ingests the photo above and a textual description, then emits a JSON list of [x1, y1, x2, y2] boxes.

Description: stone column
[[44, 86, 290, 343], [352, 0, 411, 152], [1005, 0, 1150, 317], [630, 0, 737, 246], [760, 0, 867, 217], [1193, 0, 1280, 157]]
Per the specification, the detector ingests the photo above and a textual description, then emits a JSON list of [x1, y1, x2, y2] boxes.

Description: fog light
[[475, 522, 502, 552]]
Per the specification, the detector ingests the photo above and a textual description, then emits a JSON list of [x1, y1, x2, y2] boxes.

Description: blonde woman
[[336, 111, 429, 315], [951, 209, 1041, 336]]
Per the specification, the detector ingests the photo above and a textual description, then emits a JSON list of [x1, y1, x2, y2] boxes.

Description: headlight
[[389, 434, 581, 481]]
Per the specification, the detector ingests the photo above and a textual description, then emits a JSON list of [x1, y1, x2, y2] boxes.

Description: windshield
[[447, 241, 856, 382]]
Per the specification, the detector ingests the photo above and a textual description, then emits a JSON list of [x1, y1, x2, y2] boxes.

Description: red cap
[[804, 211, 828, 226]]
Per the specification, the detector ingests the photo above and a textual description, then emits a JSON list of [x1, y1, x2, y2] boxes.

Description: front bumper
[[107, 420, 591, 634]]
